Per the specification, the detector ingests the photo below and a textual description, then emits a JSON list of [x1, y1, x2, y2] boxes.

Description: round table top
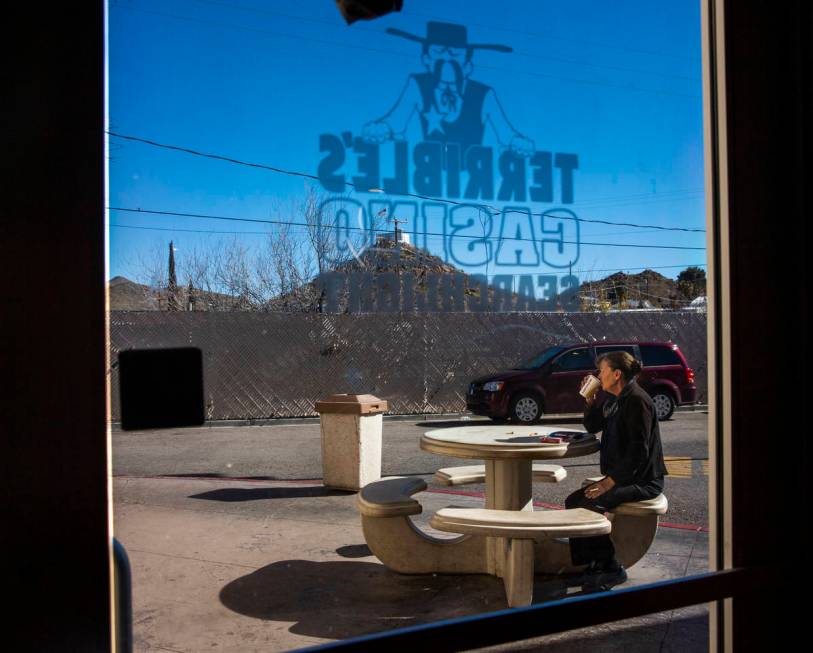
[[421, 424, 600, 460]]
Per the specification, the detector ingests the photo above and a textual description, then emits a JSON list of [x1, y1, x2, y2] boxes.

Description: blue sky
[[108, 0, 705, 294]]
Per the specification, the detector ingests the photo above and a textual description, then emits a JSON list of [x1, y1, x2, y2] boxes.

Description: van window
[[640, 345, 683, 367], [517, 346, 566, 370], [595, 345, 637, 360], [554, 348, 594, 371]]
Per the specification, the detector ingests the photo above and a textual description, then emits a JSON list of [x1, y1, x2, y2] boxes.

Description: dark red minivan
[[466, 341, 697, 423]]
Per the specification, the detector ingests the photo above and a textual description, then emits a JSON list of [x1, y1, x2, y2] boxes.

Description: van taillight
[[686, 368, 695, 383]]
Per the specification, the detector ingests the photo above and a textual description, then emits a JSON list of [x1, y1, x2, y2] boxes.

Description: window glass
[[555, 348, 595, 371], [108, 0, 709, 648], [641, 344, 683, 366], [517, 346, 565, 369], [596, 345, 637, 359]]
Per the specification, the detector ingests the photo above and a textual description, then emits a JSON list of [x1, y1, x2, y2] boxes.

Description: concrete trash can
[[314, 394, 388, 491]]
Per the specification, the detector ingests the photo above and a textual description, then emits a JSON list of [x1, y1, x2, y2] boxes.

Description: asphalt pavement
[[113, 410, 710, 528], [112, 410, 710, 651]]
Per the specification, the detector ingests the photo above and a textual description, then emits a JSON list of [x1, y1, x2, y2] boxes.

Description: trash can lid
[[314, 394, 388, 415]]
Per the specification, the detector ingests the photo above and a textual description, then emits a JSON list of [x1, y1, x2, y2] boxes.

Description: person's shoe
[[562, 561, 600, 586], [582, 561, 628, 592]]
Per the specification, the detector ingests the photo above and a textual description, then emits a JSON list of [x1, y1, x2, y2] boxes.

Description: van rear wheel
[[509, 393, 543, 424], [652, 392, 676, 420]]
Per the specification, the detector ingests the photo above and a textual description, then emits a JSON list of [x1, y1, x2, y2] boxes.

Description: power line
[[107, 132, 707, 234], [573, 193, 705, 211], [579, 282, 700, 306], [112, 223, 276, 236], [111, 221, 700, 243], [575, 189, 704, 207], [108, 206, 705, 251], [111, 222, 705, 278], [167, 0, 701, 66], [400, 7, 701, 63], [187, 0, 701, 83], [580, 228, 689, 238], [109, 132, 322, 183], [112, 3, 700, 100], [606, 264, 705, 272], [570, 264, 704, 275]]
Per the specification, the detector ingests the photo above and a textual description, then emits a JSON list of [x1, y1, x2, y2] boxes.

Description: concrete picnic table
[[357, 423, 668, 607], [420, 424, 600, 579]]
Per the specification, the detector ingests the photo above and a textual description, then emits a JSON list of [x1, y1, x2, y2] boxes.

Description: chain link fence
[[110, 311, 707, 421]]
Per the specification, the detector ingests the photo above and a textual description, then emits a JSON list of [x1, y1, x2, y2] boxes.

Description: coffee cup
[[579, 375, 601, 401]]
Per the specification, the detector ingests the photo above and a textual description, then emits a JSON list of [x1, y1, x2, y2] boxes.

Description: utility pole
[[389, 215, 408, 313], [390, 215, 408, 275], [391, 216, 408, 244]]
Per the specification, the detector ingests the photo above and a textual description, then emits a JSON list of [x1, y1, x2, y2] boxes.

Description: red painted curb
[[117, 475, 710, 533]]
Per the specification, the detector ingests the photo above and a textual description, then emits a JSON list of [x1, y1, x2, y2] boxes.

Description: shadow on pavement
[[219, 560, 584, 639], [189, 487, 353, 502], [220, 559, 507, 639]]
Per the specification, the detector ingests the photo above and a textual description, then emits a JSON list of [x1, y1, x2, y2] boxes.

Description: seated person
[[565, 351, 668, 591]]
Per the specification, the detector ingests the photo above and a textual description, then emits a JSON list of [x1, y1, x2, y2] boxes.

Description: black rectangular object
[[118, 347, 205, 430]]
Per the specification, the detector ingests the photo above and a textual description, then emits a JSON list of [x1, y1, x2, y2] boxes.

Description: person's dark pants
[[565, 478, 664, 567]]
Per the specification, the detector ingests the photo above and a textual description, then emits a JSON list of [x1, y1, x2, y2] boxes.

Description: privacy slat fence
[[110, 311, 707, 421]]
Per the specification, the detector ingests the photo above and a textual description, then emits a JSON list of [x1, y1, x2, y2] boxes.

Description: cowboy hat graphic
[[362, 21, 535, 157], [386, 21, 513, 53]]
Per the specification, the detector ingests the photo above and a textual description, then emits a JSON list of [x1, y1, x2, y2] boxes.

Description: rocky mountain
[[108, 276, 237, 311], [266, 236, 580, 313], [578, 269, 683, 309], [108, 276, 161, 311], [110, 243, 694, 313]]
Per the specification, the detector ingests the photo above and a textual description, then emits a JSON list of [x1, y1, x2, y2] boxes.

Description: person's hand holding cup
[[579, 374, 601, 405]]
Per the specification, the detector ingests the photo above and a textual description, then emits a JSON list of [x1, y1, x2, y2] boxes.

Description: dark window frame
[[4, 0, 807, 649]]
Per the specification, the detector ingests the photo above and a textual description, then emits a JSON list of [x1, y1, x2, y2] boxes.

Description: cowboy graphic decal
[[314, 20, 581, 310], [362, 21, 535, 157]]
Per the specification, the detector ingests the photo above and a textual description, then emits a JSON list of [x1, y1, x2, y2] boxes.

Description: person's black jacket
[[583, 379, 668, 486]]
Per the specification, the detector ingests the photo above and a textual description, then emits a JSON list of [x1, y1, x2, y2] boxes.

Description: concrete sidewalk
[[114, 475, 709, 652]]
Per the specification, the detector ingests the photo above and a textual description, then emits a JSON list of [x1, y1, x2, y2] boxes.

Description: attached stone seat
[[431, 507, 611, 607], [613, 494, 668, 516], [430, 507, 611, 539], [356, 476, 489, 576], [356, 476, 426, 518], [581, 477, 669, 515], [434, 463, 566, 486], [531, 476, 669, 574]]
